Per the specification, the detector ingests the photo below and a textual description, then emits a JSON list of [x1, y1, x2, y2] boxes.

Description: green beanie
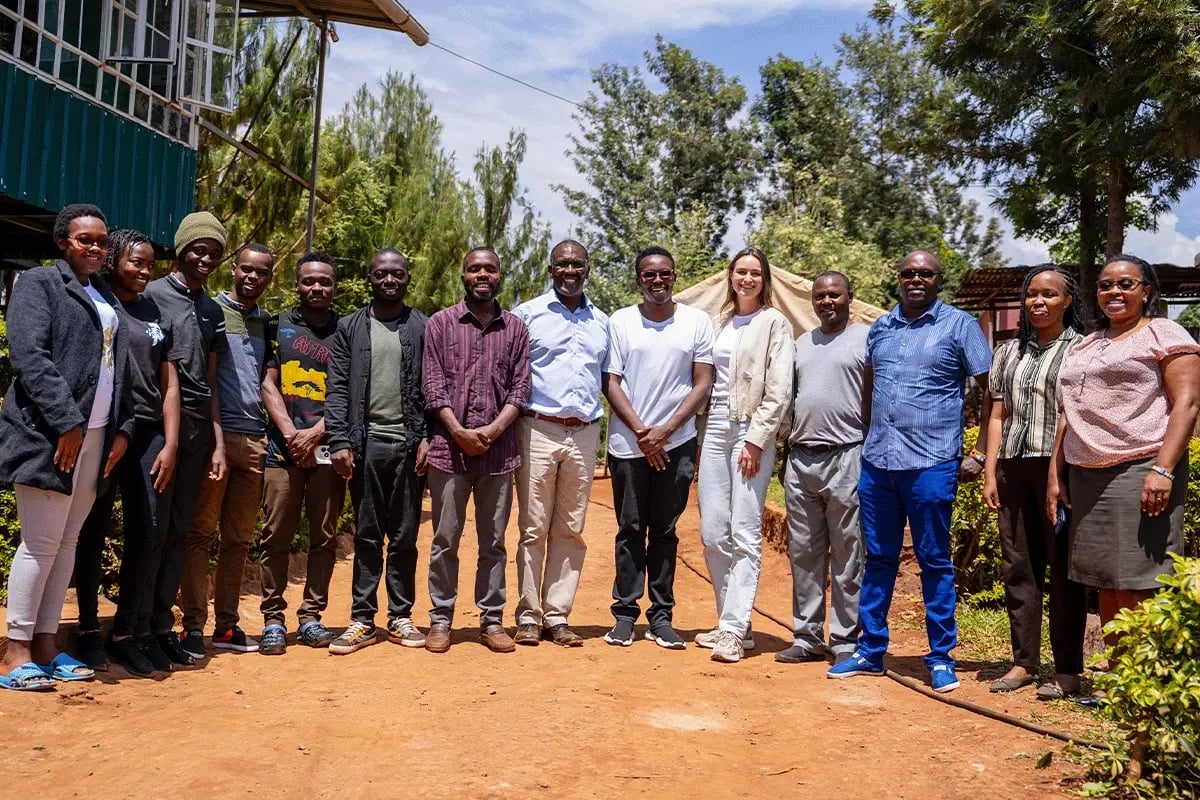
[[174, 211, 227, 254]]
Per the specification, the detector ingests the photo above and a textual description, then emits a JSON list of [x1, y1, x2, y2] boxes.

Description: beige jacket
[[700, 306, 795, 450]]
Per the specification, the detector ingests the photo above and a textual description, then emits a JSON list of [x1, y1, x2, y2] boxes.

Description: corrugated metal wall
[[0, 60, 197, 247]]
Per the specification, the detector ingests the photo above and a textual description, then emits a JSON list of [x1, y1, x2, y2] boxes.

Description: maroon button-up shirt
[[423, 299, 531, 474]]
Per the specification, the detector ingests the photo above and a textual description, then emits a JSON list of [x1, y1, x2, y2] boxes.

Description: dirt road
[[0, 478, 1087, 799]]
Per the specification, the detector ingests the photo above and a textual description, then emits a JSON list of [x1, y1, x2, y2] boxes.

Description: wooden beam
[[197, 117, 333, 204]]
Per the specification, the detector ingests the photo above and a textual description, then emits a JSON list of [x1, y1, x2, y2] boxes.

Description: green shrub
[[951, 426, 1004, 605], [1085, 555, 1200, 798]]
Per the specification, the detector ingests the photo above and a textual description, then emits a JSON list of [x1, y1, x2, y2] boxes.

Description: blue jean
[[857, 458, 959, 669]]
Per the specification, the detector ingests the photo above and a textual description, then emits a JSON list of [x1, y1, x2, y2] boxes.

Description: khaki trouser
[[514, 416, 600, 628], [259, 463, 346, 627], [180, 431, 267, 633]]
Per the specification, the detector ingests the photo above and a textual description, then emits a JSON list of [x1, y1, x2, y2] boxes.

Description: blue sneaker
[[930, 664, 960, 693], [826, 652, 884, 679], [259, 624, 287, 656]]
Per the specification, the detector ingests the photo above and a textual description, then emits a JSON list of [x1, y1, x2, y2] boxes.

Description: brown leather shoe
[[480, 624, 516, 653], [425, 622, 451, 653], [541, 623, 584, 647], [514, 623, 541, 646]]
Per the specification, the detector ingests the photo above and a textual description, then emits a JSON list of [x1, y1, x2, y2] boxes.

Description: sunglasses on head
[[899, 268, 938, 280]]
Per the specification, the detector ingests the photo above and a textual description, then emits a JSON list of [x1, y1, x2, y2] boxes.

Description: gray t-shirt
[[366, 313, 407, 442], [789, 322, 870, 447]]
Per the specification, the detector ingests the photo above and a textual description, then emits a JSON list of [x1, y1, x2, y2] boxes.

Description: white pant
[[6, 429, 105, 641], [698, 406, 774, 638]]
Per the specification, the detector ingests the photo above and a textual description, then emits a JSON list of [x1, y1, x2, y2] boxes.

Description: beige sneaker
[[695, 628, 755, 651], [710, 630, 744, 663], [387, 617, 426, 648]]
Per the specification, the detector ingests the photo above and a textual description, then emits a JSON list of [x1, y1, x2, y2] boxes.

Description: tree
[[557, 36, 755, 310], [752, 21, 1005, 300], [895, 0, 1200, 316]]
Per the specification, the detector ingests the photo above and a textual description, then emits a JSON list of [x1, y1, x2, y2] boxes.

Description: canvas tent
[[674, 267, 887, 337]]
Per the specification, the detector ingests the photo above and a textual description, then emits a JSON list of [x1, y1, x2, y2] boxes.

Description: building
[[0, 0, 426, 271]]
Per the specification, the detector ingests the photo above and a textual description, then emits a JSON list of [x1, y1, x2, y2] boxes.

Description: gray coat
[[0, 261, 134, 493]]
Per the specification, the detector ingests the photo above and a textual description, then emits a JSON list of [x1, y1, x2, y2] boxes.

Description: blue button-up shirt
[[863, 299, 991, 471], [512, 290, 610, 421]]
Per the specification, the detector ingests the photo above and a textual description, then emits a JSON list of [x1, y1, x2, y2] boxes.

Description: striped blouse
[[988, 328, 1081, 459]]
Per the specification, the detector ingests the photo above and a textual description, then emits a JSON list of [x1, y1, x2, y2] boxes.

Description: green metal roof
[[0, 60, 197, 258]]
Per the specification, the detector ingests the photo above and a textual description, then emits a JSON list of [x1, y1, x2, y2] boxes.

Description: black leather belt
[[793, 441, 860, 454]]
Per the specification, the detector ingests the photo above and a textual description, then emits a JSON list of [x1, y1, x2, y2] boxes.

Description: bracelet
[[1150, 465, 1175, 481], [969, 451, 985, 465]]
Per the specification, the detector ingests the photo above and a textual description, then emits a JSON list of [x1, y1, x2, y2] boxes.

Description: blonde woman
[[696, 247, 794, 663]]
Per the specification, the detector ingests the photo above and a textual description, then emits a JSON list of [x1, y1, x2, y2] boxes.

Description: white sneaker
[[695, 628, 755, 651], [710, 630, 744, 663]]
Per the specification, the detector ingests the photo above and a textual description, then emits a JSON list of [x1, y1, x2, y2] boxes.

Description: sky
[[316, 0, 1200, 271]]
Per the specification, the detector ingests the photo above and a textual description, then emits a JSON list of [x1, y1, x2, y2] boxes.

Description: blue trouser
[[857, 458, 959, 670]]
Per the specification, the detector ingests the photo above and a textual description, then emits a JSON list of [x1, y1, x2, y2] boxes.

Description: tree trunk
[[1106, 159, 1129, 258], [1077, 169, 1102, 326]]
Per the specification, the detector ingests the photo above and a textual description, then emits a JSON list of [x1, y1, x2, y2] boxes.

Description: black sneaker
[[212, 626, 259, 652], [76, 630, 110, 671], [106, 636, 154, 678], [157, 631, 195, 666], [137, 634, 173, 672], [180, 629, 207, 660], [644, 625, 686, 650], [604, 618, 635, 647]]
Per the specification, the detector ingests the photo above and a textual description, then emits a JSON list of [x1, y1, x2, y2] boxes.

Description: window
[[178, 0, 238, 111], [107, 0, 177, 64]]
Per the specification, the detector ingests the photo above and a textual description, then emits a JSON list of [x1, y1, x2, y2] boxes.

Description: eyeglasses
[[639, 269, 675, 281], [1096, 278, 1145, 292], [68, 235, 112, 251], [899, 268, 938, 280], [552, 259, 587, 271]]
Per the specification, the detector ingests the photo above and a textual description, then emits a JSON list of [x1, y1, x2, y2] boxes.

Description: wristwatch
[[969, 450, 985, 465], [1150, 465, 1175, 481]]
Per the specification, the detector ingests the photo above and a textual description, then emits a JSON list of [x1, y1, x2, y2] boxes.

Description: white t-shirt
[[710, 308, 762, 406], [605, 302, 715, 459], [84, 282, 119, 429]]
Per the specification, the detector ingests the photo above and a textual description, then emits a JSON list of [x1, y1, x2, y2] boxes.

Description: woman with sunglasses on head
[[0, 204, 133, 690], [1048, 255, 1200, 695], [696, 247, 794, 664], [982, 265, 1088, 699], [72, 230, 181, 677]]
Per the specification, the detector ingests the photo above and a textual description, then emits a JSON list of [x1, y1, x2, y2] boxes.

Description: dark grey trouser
[[782, 443, 864, 656], [427, 467, 513, 628]]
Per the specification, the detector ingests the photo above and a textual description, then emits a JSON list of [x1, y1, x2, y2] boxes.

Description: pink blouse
[[1058, 318, 1200, 468]]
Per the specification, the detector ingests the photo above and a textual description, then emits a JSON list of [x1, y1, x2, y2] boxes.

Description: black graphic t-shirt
[[119, 294, 173, 422], [266, 307, 339, 466]]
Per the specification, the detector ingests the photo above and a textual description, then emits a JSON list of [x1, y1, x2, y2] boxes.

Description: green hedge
[[952, 428, 1200, 607]]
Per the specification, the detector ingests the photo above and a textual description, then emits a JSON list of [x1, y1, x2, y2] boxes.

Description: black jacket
[[324, 304, 428, 458], [0, 261, 134, 493]]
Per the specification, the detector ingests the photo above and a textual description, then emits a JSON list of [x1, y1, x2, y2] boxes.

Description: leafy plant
[[1084, 555, 1200, 798], [951, 426, 1004, 605]]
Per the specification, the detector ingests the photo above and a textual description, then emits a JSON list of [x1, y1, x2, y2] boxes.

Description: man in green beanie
[[142, 210, 229, 667]]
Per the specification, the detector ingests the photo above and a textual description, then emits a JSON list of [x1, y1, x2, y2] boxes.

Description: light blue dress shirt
[[512, 290, 610, 421], [863, 299, 992, 471]]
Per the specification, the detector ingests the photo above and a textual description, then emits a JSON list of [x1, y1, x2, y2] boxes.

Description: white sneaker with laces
[[710, 630, 744, 663], [695, 627, 755, 651]]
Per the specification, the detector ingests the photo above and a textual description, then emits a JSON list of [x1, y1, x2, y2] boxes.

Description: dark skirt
[[1067, 456, 1186, 590]]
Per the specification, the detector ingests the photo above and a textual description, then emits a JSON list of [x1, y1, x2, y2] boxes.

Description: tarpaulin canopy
[[674, 267, 887, 338]]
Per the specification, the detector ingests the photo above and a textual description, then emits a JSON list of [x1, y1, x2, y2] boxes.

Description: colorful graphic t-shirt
[[266, 308, 339, 466]]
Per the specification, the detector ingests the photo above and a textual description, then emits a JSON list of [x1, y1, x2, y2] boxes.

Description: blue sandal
[[38, 653, 95, 682], [0, 662, 57, 691]]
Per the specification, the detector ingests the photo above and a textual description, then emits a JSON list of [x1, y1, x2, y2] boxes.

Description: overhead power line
[[427, 40, 582, 109]]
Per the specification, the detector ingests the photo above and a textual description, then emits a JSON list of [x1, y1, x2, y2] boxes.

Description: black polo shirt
[[143, 274, 228, 418]]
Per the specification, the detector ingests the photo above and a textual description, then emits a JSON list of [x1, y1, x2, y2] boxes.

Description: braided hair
[[101, 229, 153, 278], [1016, 264, 1085, 355]]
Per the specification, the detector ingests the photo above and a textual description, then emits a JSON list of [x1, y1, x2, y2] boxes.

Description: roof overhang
[[240, 1, 429, 44], [955, 264, 1200, 309]]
